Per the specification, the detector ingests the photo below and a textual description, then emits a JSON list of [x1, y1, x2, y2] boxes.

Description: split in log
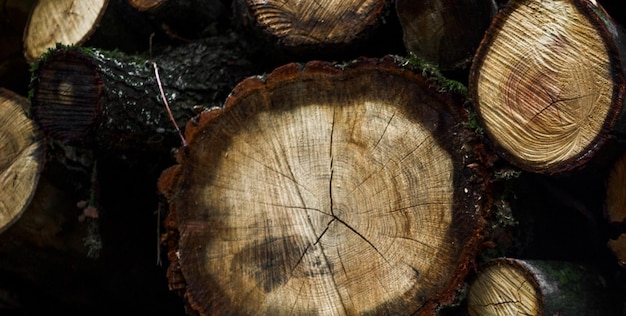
[[395, 0, 497, 70], [466, 258, 621, 315], [469, 0, 626, 174], [233, 0, 393, 56], [158, 56, 492, 315], [606, 151, 626, 268], [0, 88, 45, 234], [23, 0, 154, 63], [29, 32, 261, 153], [128, 0, 227, 40]]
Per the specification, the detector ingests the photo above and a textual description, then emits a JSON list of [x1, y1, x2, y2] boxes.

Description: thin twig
[[151, 62, 188, 147]]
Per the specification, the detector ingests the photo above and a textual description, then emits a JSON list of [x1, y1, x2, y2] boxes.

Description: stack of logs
[[1, 0, 626, 315]]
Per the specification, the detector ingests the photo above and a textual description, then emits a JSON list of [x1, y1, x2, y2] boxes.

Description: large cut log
[[23, 0, 154, 63], [29, 32, 260, 153], [469, 0, 626, 174], [395, 0, 497, 70], [232, 0, 394, 56], [466, 258, 621, 315], [128, 0, 227, 40], [0, 88, 45, 234], [158, 56, 493, 315]]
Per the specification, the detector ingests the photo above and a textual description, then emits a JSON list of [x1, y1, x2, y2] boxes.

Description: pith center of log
[[182, 97, 456, 313], [471, 0, 614, 172]]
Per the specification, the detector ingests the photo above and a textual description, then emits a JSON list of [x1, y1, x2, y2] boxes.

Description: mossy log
[[467, 258, 621, 315], [469, 0, 626, 174], [158, 56, 493, 315], [23, 0, 154, 63], [395, 0, 497, 70], [128, 0, 227, 40], [29, 33, 260, 153]]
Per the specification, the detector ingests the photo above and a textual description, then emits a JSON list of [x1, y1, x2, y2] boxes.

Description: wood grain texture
[[159, 57, 491, 315]]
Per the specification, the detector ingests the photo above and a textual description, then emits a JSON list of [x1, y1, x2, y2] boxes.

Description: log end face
[[161, 57, 491, 315], [469, 0, 621, 174], [0, 88, 45, 234], [23, 0, 109, 62], [31, 49, 104, 146]]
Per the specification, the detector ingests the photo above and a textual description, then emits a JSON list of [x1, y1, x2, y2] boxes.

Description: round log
[[467, 258, 621, 315], [0, 88, 45, 234], [23, 0, 153, 63], [158, 56, 492, 315], [233, 0, 393, 55], [469, 0, 626, 174], [29, 33, 260, 152]]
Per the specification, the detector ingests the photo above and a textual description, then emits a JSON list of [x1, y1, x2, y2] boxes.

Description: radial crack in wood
[[159, 57, 491, 315], [469, 0, 626, 173]]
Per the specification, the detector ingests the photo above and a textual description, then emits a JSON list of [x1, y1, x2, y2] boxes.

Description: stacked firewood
[[1, 0, 626, 315]]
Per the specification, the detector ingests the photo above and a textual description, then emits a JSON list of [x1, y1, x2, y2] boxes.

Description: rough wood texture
[[467, 258, 621, 315], [396, 0, 497, 70], [469, 0, 626, 174], [29, 33, 260, 153], [23, 0, 153, 63], [233, 0, 392, 54], [0, 88, 45, 234], [128, 0, 227, 40], [158, 56, 492, 316]]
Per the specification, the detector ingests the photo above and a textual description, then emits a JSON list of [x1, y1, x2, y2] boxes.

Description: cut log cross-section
[[467, 258, 621, 316], [469, 0, 626, 174], [234, 0, 390, 52], [23, 0, 153, 63], [158, 57, 492, 315], [0, 88, 45, 234]]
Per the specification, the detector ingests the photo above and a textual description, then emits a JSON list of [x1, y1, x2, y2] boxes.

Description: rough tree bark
[[23, 0, 154, 63], [395, 0, 497, 70], [29, 32, 260, 153], [469, 0, 626, 174], [0, 88, 45, 234], [466, 258, 621, 315], [158, 56, 492, 316]]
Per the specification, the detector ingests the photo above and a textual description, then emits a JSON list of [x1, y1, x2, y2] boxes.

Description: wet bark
[[29, 32, 261, 153]]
